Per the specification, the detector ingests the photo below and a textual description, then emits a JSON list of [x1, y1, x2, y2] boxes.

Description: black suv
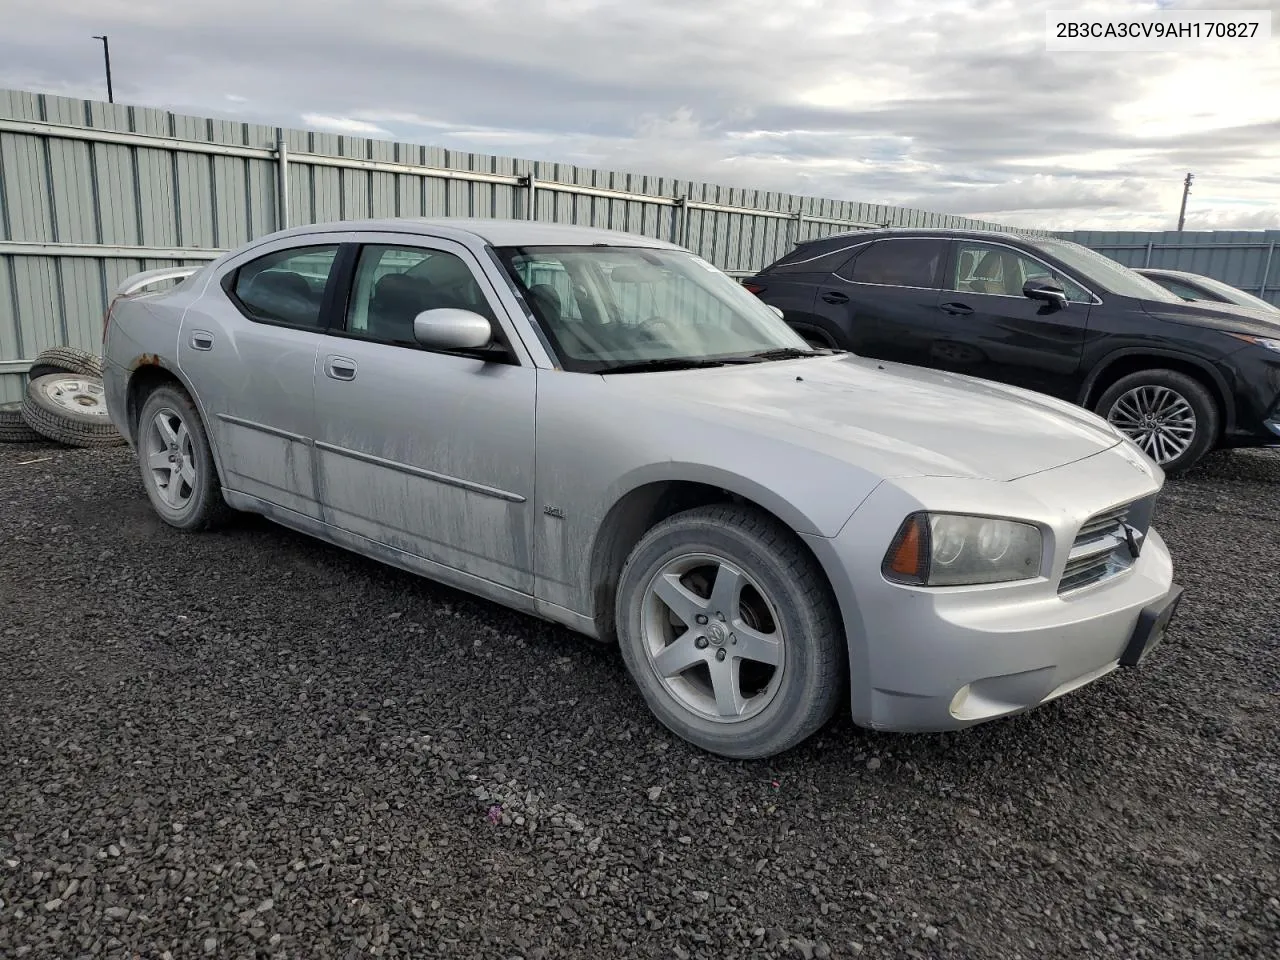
[[742, 228, 1280, 473]]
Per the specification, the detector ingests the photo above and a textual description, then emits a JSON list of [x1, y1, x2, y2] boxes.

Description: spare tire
[[27, 346, 104, 381], [20, 374, 125, 448], [0, 400, 42, 443]]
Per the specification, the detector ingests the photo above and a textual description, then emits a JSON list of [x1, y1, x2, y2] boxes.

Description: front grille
[[1058, 501, 1143, 594]]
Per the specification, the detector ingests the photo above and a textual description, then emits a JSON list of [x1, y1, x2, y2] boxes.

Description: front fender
[[600, 459, 876, 540], [1079, 346, 1236, 432]]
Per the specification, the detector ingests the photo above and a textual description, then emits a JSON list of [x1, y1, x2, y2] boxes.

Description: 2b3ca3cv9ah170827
[[101, 218, 1181, 759]]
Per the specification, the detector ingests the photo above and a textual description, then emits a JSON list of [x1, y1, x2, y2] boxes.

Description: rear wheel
[[1095, 368, 1218, 474], [136, 384, 232, 531], [615, 504, 845, 759]]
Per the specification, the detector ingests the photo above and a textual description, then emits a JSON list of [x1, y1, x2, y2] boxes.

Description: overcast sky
[[3, 0, 1278, 231]]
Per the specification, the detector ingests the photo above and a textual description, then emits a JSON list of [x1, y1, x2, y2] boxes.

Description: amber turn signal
[[884, 514, 930, 584]]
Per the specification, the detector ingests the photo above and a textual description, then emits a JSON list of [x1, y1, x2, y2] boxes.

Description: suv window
[[1148, 276, 1203, 301], [836, 239, 946, 288], [344, 244, 496, 346], [231, 245, 339, 329], [951, 242, 1090, 302], [767, 242, 864, 275]]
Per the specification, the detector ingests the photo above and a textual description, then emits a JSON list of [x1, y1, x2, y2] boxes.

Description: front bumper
[[804, 444, 1179, 732]]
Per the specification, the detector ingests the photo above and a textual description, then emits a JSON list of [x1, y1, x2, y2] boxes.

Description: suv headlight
[[882, 513, 1043, 587], [1228, 333, 1280, 353]]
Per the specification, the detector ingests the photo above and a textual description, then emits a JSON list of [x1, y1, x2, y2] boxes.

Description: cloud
[[299, 114, 392, 137], [0, 0, 1277, 230]]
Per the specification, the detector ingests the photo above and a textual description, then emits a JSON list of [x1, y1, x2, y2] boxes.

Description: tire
[[0, 401, 42, 443], [135, 384, 232, 531], [27, 346, 104, 381], [20, 374, 126, 448], [1094, 369, 1218, 474], [615, 504, 845, 759]]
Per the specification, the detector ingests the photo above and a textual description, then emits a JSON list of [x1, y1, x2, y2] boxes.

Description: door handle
[[190, 331, 214, 351], [939, 302, 974, 316], [325, 356, 357, 381], [821, 291, 850, 304]]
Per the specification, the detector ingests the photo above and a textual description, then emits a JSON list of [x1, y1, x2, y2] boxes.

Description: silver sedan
[[101, 218, 1182, 759]]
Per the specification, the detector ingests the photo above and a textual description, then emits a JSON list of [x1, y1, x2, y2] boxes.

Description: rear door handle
[[821, 291, 850, 304], [939, 302, 974, 316], [325, 356, 357, 381], [190, 331, 214, 351]]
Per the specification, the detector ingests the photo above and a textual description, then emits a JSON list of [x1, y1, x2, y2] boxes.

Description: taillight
[[742, 282, 765, 296]]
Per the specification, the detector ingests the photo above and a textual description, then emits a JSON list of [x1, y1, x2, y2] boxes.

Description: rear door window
[[836, 239, 947, 288], [230, 245, 340, 330]]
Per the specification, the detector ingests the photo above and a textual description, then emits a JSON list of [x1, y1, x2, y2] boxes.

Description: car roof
[[257, 217, 682, 250], [795, 226, 1037, 248]]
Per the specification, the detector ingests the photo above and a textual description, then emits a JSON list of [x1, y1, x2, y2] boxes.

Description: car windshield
[[493, 245, 816, 372], [1185, 274, 1279, 313], [1030, 238, 1186, 303]]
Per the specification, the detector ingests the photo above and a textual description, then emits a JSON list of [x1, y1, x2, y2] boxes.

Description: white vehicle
[[101, 218, 1181, 759]]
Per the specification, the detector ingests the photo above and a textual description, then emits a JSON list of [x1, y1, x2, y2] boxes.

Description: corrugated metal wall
[[1056, 230, 1280, 307], [1, 86, 1276, 403], [0, 87, 1034, 402]]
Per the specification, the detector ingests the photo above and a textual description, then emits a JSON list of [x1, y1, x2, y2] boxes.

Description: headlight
[[1228, 333, 1280, 353], [882, 513, 1043, 587]]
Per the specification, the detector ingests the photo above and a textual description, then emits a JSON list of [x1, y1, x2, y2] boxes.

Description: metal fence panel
[[1, 85, 1276, 402]]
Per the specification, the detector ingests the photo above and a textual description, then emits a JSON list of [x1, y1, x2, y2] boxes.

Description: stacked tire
[[0, 347, 126, 448]]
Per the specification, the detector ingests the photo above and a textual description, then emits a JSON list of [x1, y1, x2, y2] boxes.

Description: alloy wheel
[[144, 407, 197, 510], [1106, 384, 1197, 465], [640, 552, 786, 723]]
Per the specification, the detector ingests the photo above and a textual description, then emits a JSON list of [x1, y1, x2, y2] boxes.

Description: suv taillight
[[742, 282, 765, 296]]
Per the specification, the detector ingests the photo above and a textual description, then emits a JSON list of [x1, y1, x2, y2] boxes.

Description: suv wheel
[[1095, 368, 1218, 474]]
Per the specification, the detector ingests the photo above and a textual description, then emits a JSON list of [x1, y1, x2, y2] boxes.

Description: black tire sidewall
[[615, 508, 843, 759], [136, 386, 224, 530], [1096, 370, 1218, 474]]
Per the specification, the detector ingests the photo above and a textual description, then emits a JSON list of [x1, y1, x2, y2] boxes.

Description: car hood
[[605, 354, 1123, 482], [1142, 298, 1280, 338]]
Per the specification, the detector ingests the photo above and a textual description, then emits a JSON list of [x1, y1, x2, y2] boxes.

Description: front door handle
[[190, 331, 214, 351], [939, 302, 974, 316], [821, 291, 850, 304], [325, 356, 357, 381]]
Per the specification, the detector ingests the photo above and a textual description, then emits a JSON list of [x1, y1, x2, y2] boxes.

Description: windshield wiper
[[594, 357, 731, 374], [740, 347, 828, 361]]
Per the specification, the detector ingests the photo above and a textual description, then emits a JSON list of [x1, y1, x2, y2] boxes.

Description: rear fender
[[125, 353, 231, 489]]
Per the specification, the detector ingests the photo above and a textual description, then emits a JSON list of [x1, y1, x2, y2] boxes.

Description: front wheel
[[615, 504, 846, 759], [136, 384, 232, 531], [1095, 369, 1218, 474]]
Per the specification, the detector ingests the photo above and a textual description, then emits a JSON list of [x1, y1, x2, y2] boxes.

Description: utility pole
[[1176, 172, 1194, 232], [91, 35, 113, 103]]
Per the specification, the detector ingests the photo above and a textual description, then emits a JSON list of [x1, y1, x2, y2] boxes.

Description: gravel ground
[[1, 441, 1277, 960]]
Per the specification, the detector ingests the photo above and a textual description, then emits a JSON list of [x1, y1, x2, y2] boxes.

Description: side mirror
[[413, 308, 493, 351], [768, 305, 785, 320], [1023, 278, 1068, 310]]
